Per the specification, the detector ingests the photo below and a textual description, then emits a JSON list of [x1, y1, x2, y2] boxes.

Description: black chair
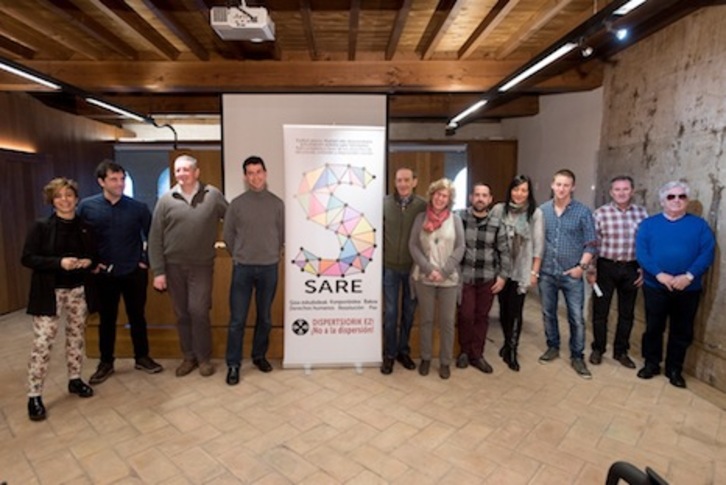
[[605, 461, 669, 485]]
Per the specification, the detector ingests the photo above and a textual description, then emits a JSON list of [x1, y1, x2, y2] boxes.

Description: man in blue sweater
[[636, 180, 715, 388]]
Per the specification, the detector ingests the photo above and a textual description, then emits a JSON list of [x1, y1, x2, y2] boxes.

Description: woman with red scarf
[[409, 178, 465, 379]]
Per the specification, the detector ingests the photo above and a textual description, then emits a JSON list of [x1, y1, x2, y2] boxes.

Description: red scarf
[[423, 206, 450, 232]]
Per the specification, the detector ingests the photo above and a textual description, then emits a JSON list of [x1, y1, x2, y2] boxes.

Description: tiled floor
[[2, 300, 726, 484]]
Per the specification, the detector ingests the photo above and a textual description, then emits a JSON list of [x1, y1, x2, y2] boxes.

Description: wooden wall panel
[[0, 92, 117, 314], [387, 151, 445, 198], [467, 140, 518, 204]]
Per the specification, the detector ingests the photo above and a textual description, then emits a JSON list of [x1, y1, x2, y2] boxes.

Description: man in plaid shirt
[[586, 175, 647, 369], [456, 183, 511, 373]]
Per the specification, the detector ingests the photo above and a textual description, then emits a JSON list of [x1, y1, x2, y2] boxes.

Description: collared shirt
[[77, 194, 151, 276], [458, 207, 511, 284], [594, 201, 648, 261], [540, 198, 597, 276], [173, 182, 200, 204]]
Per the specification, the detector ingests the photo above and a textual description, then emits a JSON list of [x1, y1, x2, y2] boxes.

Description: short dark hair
[[553, 168, 576, 184], [95, 159, 125, 180], [610, 175, 634, 188], [471, 182, 492, 195], [243, 156, 266, 174]]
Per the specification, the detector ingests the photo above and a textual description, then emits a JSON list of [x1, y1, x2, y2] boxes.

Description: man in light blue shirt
[[538, 169, 597, 379]]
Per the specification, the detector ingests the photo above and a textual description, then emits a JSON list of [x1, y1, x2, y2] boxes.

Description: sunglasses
[[666, 193, 687, 200]]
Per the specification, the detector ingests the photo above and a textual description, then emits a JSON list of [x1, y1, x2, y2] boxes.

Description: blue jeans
[[538, 272, 585, 359], [383, 268, 416, 358], [225, 263, 278, 367]]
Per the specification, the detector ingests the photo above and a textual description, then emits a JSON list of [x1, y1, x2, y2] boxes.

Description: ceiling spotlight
[[605, 20, 629, 42], [578, 38, 593, 57]]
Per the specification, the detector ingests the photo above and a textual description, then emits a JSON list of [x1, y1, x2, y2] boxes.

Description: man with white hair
[[149, 154, 228, 378], [635, 180, 715, 388]]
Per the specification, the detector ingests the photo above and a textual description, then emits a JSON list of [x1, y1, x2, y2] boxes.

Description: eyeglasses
[[666, 193, 687, 200]]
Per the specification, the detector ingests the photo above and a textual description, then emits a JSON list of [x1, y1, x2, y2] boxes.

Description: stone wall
[[598, 6, 726, 390]]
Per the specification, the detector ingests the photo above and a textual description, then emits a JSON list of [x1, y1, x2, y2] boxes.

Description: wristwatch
[[578, 262, 590, 271]]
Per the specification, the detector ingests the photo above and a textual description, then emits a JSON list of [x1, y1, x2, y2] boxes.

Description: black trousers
[[97, 267, 150, 363], [591, 258, 640, 356], [498, 279, 526, 347], [642, 285, 700, 374]]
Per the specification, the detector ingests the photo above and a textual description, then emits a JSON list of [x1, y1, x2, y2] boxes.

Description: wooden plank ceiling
[[0, 0, 709, 125]]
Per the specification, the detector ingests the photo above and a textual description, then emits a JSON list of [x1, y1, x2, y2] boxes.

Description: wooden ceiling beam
[[140, 0, 210, 61], [57, 92, 540, 120], [46, 0, 138, 60], [348, 0, 360, 61], [5, 59, 602, 93], [76, 94, 221, 115], [495, 0, 577, 59], [91, 0, 180, 60], [389, 94, 539, 119], [0, 11, 74, 60], [421, 0, 465, 60], [0, 5, 103, 60], [458, 0, 522, 60], [385, 0, 411, 60], [300, 0, 319, 60], [0, 34, 35, 59]]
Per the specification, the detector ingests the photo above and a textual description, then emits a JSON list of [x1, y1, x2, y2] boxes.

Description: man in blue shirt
[[538, 169, 597, 379], [78, 160, 163, 384]]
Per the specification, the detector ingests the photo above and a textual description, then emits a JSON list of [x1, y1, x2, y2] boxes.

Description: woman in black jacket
[[21, 177, 98, 421]]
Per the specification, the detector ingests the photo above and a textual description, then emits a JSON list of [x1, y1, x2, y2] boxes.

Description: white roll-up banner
[[283, 124, 384, 368]]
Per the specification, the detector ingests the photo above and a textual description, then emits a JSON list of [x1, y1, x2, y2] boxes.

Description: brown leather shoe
[[199, 361, 215, 377], [470, 358, 493, 374], [418, 360, 430, 376], [439, 365, 451, 379], [175, 359, 198, 377]]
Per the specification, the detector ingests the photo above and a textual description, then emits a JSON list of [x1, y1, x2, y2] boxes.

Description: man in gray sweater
[[223, 156, 284, 385], [149, 154, 228, 378]]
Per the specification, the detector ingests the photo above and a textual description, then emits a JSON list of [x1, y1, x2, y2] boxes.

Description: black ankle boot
[[68, 378, 94, 398], [500, 344, 511, 364], [28, 396, 47, 421], [508, 347, 520, 371]]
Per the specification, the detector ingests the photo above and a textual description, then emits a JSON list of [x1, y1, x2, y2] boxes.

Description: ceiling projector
[[210, 5, 275, 42]]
